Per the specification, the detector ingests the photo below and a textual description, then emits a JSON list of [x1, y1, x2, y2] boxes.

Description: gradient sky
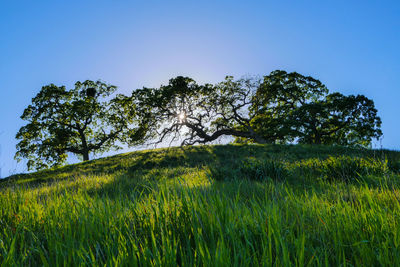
[[0, 0, 399, 177]]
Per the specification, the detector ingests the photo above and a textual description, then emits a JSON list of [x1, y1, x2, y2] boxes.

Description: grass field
[[1, 144, 400, 266]]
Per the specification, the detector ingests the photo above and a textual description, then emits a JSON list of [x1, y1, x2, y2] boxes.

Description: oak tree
[[141, 71, 382, 148], [250, 70, 382, 146], [15, 80, 145, 170], [250, 70, 329, 143], [294, 92, 382, 146], [133, 76, 267, 145]]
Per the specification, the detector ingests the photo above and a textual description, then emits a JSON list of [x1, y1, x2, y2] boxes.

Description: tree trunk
[[314, 136, 321, 144], [311, 122, 321, 144], [77, 127, 90, 161], [83, 150, 89, 161]]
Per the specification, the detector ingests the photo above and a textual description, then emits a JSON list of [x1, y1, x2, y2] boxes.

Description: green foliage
[[249, 70, 382, 146], [15, 80, 145, 170], [251, 70, 329, 143], [384, 152, 400, 174], [388, 160, 400, 173], [134, 75, 267, 145], [239, 158, 288, 181], [207, 164, 238, 181], [294, 93, 382, 146], [1, 144, 400, 266], [15, 70, 383, 171], [293, 156, 388, 182], [207, 154, 388, 183], [138, 71, 381, 148]]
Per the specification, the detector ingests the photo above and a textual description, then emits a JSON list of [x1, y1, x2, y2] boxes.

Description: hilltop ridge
[[3, 143, 399, 185]]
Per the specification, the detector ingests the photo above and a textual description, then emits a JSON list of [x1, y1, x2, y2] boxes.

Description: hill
[[1, 144, 400, 266]]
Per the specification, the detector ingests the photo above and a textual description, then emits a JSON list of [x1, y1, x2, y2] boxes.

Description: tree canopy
[[293, 92, 382, 146], [249, 70, 329, 143], [15, 80, 145, 170], [132, 76, 267, 145], [133, 71, 381, 147], [15, 71, 383, 170], [249, 70, 382, 146]]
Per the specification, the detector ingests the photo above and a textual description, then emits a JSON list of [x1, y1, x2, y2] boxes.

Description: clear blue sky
[[0, 0, 399, 177]]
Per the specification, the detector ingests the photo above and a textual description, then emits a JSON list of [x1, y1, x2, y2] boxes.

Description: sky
[[0, 0, 399, 177]]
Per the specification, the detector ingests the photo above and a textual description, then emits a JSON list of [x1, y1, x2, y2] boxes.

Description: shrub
[[294, 156, 388, 182], [206, 164, 239, 181], [387, 159, 400, 174], [239, 158, 288, 181], [206, 158, 288, 182]]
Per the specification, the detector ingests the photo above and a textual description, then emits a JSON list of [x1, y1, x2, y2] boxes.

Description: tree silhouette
[[249, 70, 382, 146], [15, 80, 146, 170], [137, 71, 382, 147], [15, 71, 383, 170], [294, 93, 382, 146], [133, 76, 268, 145]]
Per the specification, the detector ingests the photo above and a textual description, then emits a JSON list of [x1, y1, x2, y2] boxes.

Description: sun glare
[[178, 112, 186, 122]]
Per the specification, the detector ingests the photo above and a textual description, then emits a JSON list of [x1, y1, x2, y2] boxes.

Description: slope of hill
[[1, 144, 400, 266]]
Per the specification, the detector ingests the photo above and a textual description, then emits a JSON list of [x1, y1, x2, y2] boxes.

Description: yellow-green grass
[[1, 144, 400, 266]]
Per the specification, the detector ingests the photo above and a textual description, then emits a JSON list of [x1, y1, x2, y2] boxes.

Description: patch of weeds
[[293, 156, 389, 182], [387, 159, 400, 174], [239, 158, 288, 181], [206, 164, 240, 181]]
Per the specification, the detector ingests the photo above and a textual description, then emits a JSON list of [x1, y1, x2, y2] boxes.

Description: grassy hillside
[[1, 144, 400, 266]]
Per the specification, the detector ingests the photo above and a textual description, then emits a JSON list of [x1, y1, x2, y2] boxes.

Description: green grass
[[1, 144, 400, 266]]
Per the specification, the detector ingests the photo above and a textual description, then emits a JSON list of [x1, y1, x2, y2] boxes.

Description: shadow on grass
[[2, 144, 399, 192]]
